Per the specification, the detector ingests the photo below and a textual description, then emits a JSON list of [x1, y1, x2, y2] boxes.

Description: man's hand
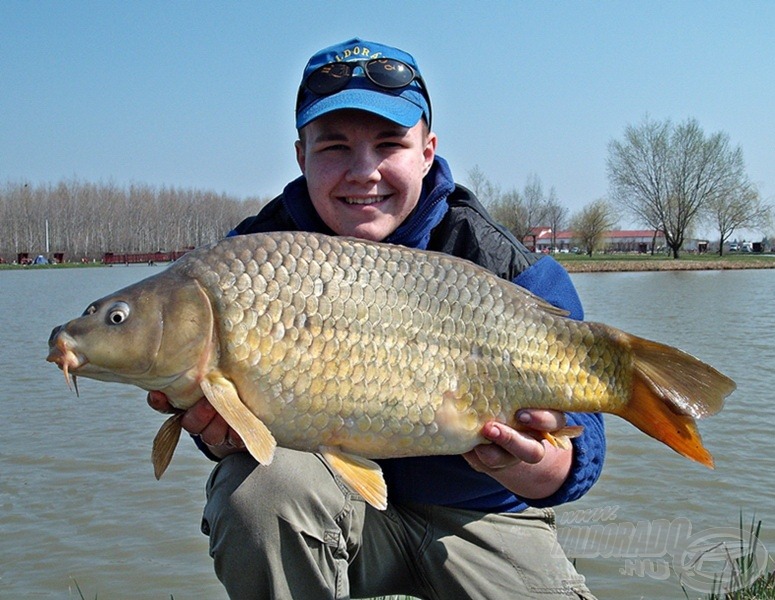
[[147, 391, 246, 459], [462, 409, 573, 500]]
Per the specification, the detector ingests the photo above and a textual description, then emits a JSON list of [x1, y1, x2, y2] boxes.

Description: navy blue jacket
[[219, 156, 605, 512]]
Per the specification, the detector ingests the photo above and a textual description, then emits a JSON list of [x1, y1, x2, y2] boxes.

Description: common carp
[[47, 231, 735, 509]]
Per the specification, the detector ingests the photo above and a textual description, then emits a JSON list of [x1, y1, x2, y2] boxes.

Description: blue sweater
[[219, 156, 606, 512]]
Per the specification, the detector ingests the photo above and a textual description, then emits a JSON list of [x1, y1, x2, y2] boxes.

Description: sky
[[2, 0, 773, 231]]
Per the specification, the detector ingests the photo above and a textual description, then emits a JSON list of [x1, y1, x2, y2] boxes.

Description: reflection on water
[[1, 267, 772, 599]]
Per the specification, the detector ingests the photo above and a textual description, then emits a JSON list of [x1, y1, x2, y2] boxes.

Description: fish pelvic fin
[[152, 412, 184, 479], [320, 447, 387, 511], [200, 373, 277, 465], [615, 334, 736, 469]]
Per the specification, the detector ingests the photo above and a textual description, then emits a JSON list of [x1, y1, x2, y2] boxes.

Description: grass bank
[[556, 253, 775, 273], [4, 254, 775, 273]]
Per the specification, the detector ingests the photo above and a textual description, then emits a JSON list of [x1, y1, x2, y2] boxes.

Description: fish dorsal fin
[[200, 373, 277, 465], [511, 283, 570, 317], [152, 412, 184, 479], [320, 447, 388, 511]]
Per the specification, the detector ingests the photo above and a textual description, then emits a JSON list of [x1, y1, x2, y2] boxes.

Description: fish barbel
[[47, 231, 735, 509]]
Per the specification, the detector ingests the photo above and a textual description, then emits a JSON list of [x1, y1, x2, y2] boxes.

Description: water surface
[[561, 270, 774, 599]]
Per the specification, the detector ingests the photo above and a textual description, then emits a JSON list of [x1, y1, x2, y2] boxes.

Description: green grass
[[0, 261, 99, 270], [556, 251, 773, 264], [71, 579, 174, 600], [681, 515, 774, 600]]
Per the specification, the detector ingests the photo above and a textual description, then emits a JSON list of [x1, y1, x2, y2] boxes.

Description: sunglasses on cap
[[297, 58, 432, 125], [306, 58, 426, 93]]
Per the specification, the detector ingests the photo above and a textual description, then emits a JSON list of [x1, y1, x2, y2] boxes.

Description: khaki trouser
[[201, 449, 596, 600]]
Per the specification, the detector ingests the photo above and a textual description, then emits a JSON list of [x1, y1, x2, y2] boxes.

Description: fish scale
[[48, 231, 735, 509]]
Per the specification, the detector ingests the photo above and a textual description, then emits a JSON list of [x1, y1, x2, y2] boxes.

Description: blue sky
[[2, 1, 773, 227]]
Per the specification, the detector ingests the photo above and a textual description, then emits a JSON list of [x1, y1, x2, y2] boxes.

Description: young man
[[149, 38, 604, 599]]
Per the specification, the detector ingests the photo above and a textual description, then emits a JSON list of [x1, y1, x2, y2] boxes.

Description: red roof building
[[526, 228, 667, 253]]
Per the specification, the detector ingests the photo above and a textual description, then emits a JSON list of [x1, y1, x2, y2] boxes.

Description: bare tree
[[487, 175, 554, 245], [488, 188, 524, 239], [466, 166, 525, 237], [607, 116, 754, 258], [466, 168, 561, 248], [521, 174, 551, 242], [570, 199, 618, 256], [703, 182, 771, 255], [466, 165, 501, 205], [544, 188, 568, 252]]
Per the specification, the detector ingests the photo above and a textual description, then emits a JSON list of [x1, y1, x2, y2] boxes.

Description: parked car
[[729, 242, 739, 252]]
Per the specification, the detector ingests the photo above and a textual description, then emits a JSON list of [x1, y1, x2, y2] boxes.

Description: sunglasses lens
[[306, 63, 353, 95], [304, 59, 417, 97], [365, 59, 415, 88]]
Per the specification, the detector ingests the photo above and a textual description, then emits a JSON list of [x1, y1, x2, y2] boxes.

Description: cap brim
[[296, 88, 425, 129]]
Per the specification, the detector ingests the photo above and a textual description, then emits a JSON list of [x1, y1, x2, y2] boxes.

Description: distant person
[[149, 38, 605, 599]]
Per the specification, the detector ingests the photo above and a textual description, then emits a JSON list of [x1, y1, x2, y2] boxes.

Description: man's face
[[295, 110, 437, 241]]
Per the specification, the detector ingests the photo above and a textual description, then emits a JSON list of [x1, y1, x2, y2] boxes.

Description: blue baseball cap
[[295, 38, 432, 130]]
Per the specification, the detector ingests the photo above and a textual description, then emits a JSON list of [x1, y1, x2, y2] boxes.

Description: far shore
[[3, 254, 775, 273], [556, 255, 775, 273]]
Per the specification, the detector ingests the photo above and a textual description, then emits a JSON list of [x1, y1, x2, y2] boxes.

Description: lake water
[[1, 266, 772, 599]]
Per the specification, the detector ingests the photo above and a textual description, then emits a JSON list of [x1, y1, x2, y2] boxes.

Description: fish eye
[[106, 301, 131, 325]]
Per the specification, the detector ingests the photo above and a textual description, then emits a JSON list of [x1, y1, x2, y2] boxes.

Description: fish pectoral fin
[[152, 412, 184, 479], [200, 374, 276, 465], [541, 425, 585, 450], [320, 447, 387, 511]]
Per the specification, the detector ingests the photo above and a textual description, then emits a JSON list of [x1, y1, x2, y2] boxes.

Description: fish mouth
[[47, 331, 87, 392]]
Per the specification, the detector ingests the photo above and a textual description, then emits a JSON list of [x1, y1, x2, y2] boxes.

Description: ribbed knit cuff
[[525, 412, 606, 508]]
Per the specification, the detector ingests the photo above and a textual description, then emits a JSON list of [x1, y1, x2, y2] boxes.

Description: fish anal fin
[[152, 412, 184, 479], [320, 447, 387, 511], [201, 374, 276, 465], [617, 372, 715, 468]]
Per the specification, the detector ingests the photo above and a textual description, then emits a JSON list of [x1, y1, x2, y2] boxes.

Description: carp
[[47, 231, 735, 509]]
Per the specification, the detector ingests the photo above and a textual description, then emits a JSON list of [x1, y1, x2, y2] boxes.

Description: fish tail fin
[[612, 334, 736, 469]]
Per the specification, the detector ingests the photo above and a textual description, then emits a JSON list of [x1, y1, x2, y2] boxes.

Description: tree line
[[0, 179, 267, 263], [3, 117, 771, 263], [469, 117, 772, 258], [466, 166, 617, 257]]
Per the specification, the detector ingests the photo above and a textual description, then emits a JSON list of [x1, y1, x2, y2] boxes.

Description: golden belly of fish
[[47, 231, 735, 509]]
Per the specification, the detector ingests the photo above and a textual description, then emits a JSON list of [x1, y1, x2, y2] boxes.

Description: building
[[527, 228, 667, 253]]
